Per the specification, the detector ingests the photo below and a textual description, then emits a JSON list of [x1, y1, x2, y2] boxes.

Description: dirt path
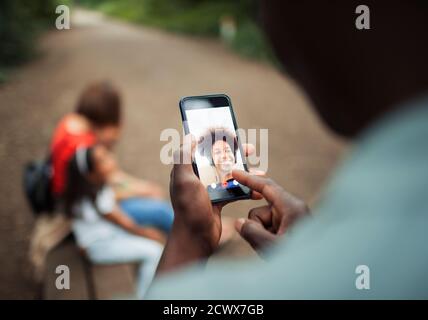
[[0, 9, 345, 299]]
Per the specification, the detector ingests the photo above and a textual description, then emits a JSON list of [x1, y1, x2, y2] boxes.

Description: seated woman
[[64, 144, 165, 298], [50, 81, 173, 232], [198, 127, 241, 192]]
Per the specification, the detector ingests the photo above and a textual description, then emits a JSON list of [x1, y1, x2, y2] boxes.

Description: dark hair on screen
[[76, 81, 122, 127], [63, 146, 100, 217], [198, 127, 238, 165]]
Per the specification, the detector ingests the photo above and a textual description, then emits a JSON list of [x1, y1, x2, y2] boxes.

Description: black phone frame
[[179, 94, 251, 204]]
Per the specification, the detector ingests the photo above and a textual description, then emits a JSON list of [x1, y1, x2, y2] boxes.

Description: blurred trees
[[78, 0, 276, 63], [0, 0, 59, 80], [0, 0, 276, 80]]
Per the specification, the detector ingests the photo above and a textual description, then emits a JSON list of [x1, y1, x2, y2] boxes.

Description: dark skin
[[261, 1, 428, 137], [157, 135, 308, 273], [157, 1, 428, 273], [157, 135, 221, 272]]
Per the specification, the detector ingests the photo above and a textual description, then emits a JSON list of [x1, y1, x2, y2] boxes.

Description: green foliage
[[79, 0, 276, 64], [0, 0, 277, 82], [0, 0, 60, 78], [230, 20, 279, 65]]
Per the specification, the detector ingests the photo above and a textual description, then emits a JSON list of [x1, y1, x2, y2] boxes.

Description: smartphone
[[179, 94, 251, 203]]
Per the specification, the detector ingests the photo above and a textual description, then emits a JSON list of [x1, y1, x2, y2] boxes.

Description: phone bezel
[[179, 94, 251, 204]]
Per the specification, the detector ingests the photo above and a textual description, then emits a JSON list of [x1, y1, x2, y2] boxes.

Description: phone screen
[[180, 94, 251, 203]]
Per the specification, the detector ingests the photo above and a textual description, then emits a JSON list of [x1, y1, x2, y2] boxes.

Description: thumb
[[172, 134, 196, 175], [235, 218, 276, 252]]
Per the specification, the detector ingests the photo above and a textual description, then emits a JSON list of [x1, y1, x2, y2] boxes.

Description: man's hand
[[156, 135, 260, 274], [156, 135, 222, 274], [233, 170, 310, 253]]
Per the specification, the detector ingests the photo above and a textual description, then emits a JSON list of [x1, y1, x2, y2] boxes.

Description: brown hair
[[198, 127, 238, 165], [76, 81, 121, 127]]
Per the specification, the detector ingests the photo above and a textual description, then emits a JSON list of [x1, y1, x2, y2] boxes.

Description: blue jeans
[[120, 198, 174, 233]]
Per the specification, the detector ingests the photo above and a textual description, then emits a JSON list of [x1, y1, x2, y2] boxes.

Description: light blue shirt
[[148, 96, 428, 299]]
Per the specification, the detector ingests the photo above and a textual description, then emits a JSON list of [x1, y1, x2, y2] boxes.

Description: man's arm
[[156, 135, 222, 273]]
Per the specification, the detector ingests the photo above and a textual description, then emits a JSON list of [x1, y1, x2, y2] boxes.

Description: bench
[[43, 236, 138, 300], [38, 214, 245, 299]]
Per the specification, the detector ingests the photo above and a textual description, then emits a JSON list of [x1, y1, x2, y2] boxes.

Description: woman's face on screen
[[212, 140, 235, 173]]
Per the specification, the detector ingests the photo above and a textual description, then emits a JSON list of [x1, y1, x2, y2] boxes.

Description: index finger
[[232, 170, 283, 204]]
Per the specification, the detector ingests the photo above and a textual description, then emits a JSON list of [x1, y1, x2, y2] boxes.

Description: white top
[[71, 186, 119, 248]]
